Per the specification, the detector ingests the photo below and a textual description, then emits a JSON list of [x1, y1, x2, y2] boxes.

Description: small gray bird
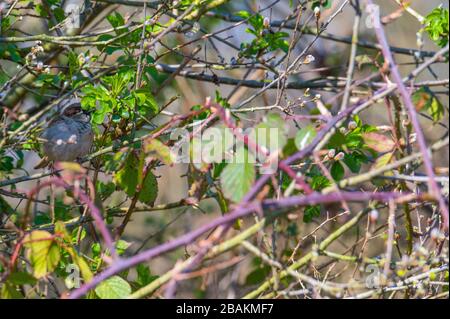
[[35, 99, 93, 169]]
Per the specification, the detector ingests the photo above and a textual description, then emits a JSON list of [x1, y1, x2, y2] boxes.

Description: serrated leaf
[[53, 221, 93, 282], [429, 97, 444, 122], [220, 147, 255, 203], [1, 283, 23, 299], [331, 161, 345, 181], [23, 230, 60, 279], [236, 10, 251, 19], [96, 181, 116, 200], [310, 175, 331, 191], [328, 131, 346, 149], [7, 272, 37, 286], [304, 205, 320, 223], [95, 276, 131, 299], [250, 113, 287, 154], [295, 125, 317, 150], [362, 132, 395, 153], [133, 89, 159, 116], [115, 240, 131, 255], [114, 153, 158, 206], [355, 54, 373, 68], [138, 172, 158, 205], [245, 265, 271, 285], [136, 264, 158, 287], [343, 153, 361, 173], [54, 221, 71, 241], [144, 139, 175, 165], [412, 87, 432, 111], [372, 151, 395, 175], [412, 87, 445, 123]]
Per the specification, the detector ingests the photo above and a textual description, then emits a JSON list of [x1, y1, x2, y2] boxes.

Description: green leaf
[[328, 131, 346, 149], [295, 125, 317, 150], [362, 132, 395, 153], [138, 171, 158, 206], [144, 139, 175, 165], [312, 0, 332, 9], [429, 96, 444, 123], [250, 113, 287, 152], [23, 230, 61, 279], [0, 196, 15, 215], [424, 7, 449, 47], [107, 12, 125, 29], [412, 87, 445, 123], [372, 152, 395, 172], [345, 132, 363, 149], [1, 283, 23, 299], [245, 262, 271, 285], [310, 175, 331, 191], [0, 155, 14, 171], [343, 153, 361, 173], [114, 153, 158, 206], [136, 264, 158, 287], [133, 89, 159, 117], [304, 205, 320, 223], [95, 276, 131, 299], [236, 10, 251, 19], [115, 240, 132, 255], [96, 181, 116, 200], [371, 152, 395, 186], [282, 138, 298, 157], [220, 147, 255, 203], [7, 272, 37, 286], [331, 161, 345, 181]]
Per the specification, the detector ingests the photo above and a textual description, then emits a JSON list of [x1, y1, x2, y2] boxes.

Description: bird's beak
[[82, 109, 94, 115]]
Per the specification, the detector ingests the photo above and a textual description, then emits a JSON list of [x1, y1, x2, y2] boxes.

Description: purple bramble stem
[[45, 178, 117, 259], [366, 0, 449, 229], [68, 43, 448, 297], [68, 190, 413, 298]]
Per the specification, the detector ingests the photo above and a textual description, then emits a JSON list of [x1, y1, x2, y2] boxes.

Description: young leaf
[[245, 265, 271, 285], [304, 205, 321, 223], [1, 283, 23, 299], [115, 240, 132, 255], [95, 276, 131, 299], [295, 125, 317, 150], [7, 272, 37, 286], [114, 153, 158, 206], [327, 131, 346, 149], [136, 264, 158, 287], [429, 97, 444, 123], [424, 7, 449, 47], [412, 87, 445, 123], [331, 161, 345, 181], [250, 112, 288, 153], [343, 153, 362, 173], [23, 231, 60, 279], [220, 147, 255, 203], [310, 175, 331, 191], [362, 132, 395, 153], [372, 152, 395, 173], [144, 139, 175, 165]]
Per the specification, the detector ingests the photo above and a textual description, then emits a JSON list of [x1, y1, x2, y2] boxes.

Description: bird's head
[[61, 100, 92, 123]]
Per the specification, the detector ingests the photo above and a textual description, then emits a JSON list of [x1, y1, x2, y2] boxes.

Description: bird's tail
[[34, 156, 51, 169]]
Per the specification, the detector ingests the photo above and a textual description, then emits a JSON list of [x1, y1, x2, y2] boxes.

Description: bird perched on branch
[[34, 99, 93, 169]]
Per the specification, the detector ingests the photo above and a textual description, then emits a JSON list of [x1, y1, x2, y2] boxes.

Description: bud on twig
[[303, 55, 315, 64], [314, 6, 321, 20], [334, 152, 345, 161], [369, 209, 379, 223], [348, 121, 357, 130], [327, 149, 336, 159]]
